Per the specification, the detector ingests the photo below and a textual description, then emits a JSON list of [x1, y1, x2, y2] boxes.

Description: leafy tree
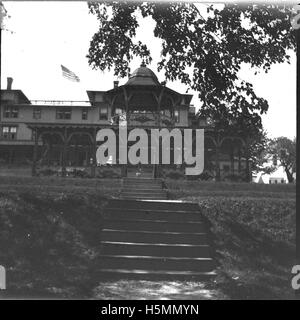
[[87, 2, 296, 182], [268, 137, 296, 183], [87, 1, 295, 121]]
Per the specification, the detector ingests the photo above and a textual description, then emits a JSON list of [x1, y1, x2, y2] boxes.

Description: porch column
[[245, 154, 251, 182], [238, 147, 241, 174], [61, 128, 67, 177], [91, 128, 97, 178], [244, 138, 252, 183], [32, 128, 38, 176], [215, 144, 221, 182], [230, 145, 235, 176]]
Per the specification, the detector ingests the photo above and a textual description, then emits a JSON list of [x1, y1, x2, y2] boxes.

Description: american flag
[[61, 65, 80, 82]]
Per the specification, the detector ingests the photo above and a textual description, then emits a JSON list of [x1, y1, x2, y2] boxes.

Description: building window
[[3, 105, 19, 118], [33, 107, 41, 119], [100, 105, 108, 120], [81, 109, 88, 120], [56, 107, 71, 120], [2, 126, 17, 140], [174, 109, 180, 123]]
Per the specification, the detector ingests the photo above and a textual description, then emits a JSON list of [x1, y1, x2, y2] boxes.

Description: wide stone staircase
[[98, 198, 216, 280]]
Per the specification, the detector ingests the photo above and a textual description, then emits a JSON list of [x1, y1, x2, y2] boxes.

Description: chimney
[[113, 80, 119, 88], [7, 77, 13, 90]]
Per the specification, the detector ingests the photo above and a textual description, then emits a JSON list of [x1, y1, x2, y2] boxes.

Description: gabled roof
[[0, 89, 31, 104]]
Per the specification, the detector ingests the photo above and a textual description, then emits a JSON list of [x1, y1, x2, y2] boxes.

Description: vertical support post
[[215, 131, 221, 182], [244, 138, 252, 183], [245, 153, 252, 183], [48, 141, 52, 167], [238, 146, 241, 174], [230, 144, 235, 176], [153, 88, 165, 179], [215, 144, 221, 182], [61, 128, 67, 177], [91, 128, 97, 178], [32, 128, 38, 176], [122, 87, 129, 178]]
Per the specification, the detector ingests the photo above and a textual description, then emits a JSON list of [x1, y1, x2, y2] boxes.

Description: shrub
[[165, 170, 184, 180], [71, 168, 90, 178], [223, 174, 244, 182], [198, 170, 214, 181], [38, 168, 57, 176], [98, 167, 121, 179]]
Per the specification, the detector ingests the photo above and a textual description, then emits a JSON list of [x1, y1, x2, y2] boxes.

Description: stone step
[[101, 241, 211, 257], [97, 269, 216, 280], [120, 193, 167, 200], [127, 174, 154, 178], [101, 229, 209, 244], [108, 199, 199, 211], [120, 194, 167, 199], [121, 190, 165, 195], [123, 179, 161, 184], [127, 169, 153, 174], [122, 184, 163, 190], [122, 184, 167, 192], [99, 255, 214, 272], [123, 183, 161, 188], [105, 208, 203, 221], [127, 169, 153, 171], [124, 178, 161, 183], [103, 218, 205, 232], [123, 183, 162, 188]]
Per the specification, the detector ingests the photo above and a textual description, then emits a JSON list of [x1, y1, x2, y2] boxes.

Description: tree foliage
[[87, 1, 295, 142], [268, 137, 296, 183]]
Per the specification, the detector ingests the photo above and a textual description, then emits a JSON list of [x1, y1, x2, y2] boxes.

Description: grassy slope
[[0, 177, 296, 299], [0, 176, 122, 196], [165, 179, 296, 199], [166, 181, 296, 299], [0, 190, 109, 298]]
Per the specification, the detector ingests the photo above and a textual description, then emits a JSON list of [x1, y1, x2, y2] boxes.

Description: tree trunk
[[285, 167, 294, 183]]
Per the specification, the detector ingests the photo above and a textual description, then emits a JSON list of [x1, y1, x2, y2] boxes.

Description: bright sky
[[1, 1, 296, 139]]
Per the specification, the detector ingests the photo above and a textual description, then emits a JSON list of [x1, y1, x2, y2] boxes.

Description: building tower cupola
[[125, 63, 160, 86]]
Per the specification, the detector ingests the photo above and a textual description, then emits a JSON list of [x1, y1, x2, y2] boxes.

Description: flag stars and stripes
[[61, 65, 80, 82]]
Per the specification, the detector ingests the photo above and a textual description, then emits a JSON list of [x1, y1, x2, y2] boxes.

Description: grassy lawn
[[165, 179, 296, 199], [0, 176, 296, 299], [167, 180, 296, 299], [0, 176, 122, 198]]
